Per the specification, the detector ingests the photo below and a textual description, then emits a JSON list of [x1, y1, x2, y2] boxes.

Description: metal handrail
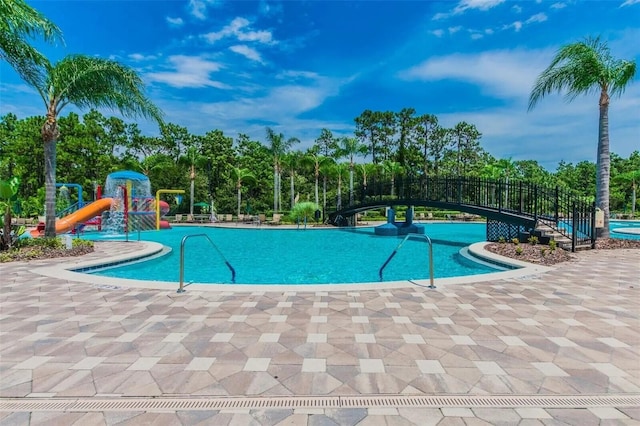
[[178, 233, 236, 293], [379, 233, 435, 289]]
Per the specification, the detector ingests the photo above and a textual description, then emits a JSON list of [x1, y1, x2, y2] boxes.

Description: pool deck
[[1, 238, 639, 424]]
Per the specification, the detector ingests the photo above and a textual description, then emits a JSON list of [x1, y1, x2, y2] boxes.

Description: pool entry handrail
[[379, 233, 435, 289], [178, 233, 236, 293]]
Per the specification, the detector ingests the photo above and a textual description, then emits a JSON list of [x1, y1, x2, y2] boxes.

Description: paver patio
[[1, 240, 638, 425]]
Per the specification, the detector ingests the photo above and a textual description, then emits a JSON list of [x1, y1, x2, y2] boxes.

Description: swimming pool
[[88, 224, 499, 285], [610, 220, 640, 240]]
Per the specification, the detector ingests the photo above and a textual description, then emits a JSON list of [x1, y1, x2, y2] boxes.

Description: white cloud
[[128, 53, 157, 62], [237, 29, 272, 43], [431, 29, 445, 37], [166, 16, 184, 27], [505, 21, 523, 32], [550, 2, 567, 9], [230, 45, 263, 63], [146, 55, 228, 89], [436, 85, 640, 169], [433, 0, 505, 20], [454, 0, 505, 13], [400, 48, 555, 99], [470, 32, 484, 40], [188, 0, 218, 20], [143, 74, 352, 149], [502, 12, 545, 33], [512, 4, 522, 13], [449, 26, 462, 34], [203, 17, 274, 45], [526, 13, 548, 24], [621, 0, 640, 6], [399, 46, 639, 167]]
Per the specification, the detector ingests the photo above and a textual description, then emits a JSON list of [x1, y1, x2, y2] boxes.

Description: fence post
[[518, 181, 523, 214], [534, 186, 538, 223], [555, 185, 560, 223], [590, 201, 596, 249], [571, 202, 577, 253], [457, 177, 462, 205]]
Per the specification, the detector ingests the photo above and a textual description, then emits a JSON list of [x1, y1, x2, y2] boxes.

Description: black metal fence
[[327, 176, 595, 250]]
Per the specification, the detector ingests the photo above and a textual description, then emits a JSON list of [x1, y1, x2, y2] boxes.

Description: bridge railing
[[328, 176, 595, 248]]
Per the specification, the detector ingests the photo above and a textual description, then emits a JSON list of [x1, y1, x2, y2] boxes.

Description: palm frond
[[528, 36, 636, 110], [0, 0, 63, 43], [0, 0, 62, 82], [48, 55, 163, 123]]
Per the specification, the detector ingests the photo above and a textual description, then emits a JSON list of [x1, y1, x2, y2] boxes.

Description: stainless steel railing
[[178, 233, 236, 293], [378, 233, 435, 289]]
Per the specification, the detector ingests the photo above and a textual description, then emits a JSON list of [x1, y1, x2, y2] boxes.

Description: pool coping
[[32, 240, 553, 292]]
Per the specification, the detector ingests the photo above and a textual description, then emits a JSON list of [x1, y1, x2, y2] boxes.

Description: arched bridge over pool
[[327, 176, 597, 251]]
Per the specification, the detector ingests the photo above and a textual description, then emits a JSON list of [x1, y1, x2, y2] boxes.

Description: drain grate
[[1, 394, 639, 412]]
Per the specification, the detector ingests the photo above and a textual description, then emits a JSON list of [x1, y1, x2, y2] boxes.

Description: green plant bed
[[0, 237, 94, 263]]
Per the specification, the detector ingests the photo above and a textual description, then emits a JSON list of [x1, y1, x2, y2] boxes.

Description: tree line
[[2, 110, 638, 219], [1, 1, 636, 240]]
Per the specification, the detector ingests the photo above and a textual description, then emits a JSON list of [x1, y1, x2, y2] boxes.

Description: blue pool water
[[88, 224, 498, 285], [610, 220, 640, 240]]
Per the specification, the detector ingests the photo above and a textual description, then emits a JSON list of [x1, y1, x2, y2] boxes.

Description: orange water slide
[[30, 198, 113, 237]]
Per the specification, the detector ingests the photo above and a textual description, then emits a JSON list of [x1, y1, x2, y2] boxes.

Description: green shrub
[[511, 238, 519, 245], [549, 240, 557, 251], [515, 246, 523, 255], [528, 236, 539, 245], [541, 247, 547, 256], [73, 239, 94, 249]]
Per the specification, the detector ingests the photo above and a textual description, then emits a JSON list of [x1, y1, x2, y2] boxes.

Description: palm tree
[[529, 36, 636, 238], [357, 163, 378, 203], [291, 201, 320, 229], [15, 55, 163, 237], [230, 167, 256, 219], [614, 170, 640, 218], [319, 159, 336, 213], [302, 148, 333, 207], [185, 146, 200, 216], [333, 163, 349, 210], [382, 160, 403, 197], [281, 151, 302, 209], [0, 0, 62, 81], [337, 136, 367, 206], [265, 127, 299, 214]]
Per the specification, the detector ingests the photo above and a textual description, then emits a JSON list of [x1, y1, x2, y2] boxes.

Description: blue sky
[[1, 0, 639, 170]]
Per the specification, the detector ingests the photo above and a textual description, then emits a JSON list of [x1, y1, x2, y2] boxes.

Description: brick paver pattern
[[1, 242, 638, 424]]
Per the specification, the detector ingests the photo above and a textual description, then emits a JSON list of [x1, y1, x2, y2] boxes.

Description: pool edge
[[31, 240, 553, 292]]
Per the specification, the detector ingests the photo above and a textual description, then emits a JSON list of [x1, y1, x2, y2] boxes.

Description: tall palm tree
[[337, 136, 367, 206], [230, 167, 256, 219], [613, 170, 640, 218], [281, 151, 302, 209], [357, 163, 378, 203], [265, 127, 299, 213], [332, 163, 349, 211], [529, 36, 636, 238], [382, 160, 404, 197], [185, 146, 199, 216], [15, 55, 163, 237], [302, 149, 333, 207], [1, 0, 62, 81]]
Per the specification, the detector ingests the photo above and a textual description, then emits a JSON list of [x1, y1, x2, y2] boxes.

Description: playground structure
[[31, 170, 178, 237]]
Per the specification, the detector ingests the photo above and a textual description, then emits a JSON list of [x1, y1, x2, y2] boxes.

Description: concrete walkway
[[1, 241, 639, 425]]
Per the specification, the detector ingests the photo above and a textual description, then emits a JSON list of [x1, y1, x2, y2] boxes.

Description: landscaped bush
[[1, 236, 94, 263]]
